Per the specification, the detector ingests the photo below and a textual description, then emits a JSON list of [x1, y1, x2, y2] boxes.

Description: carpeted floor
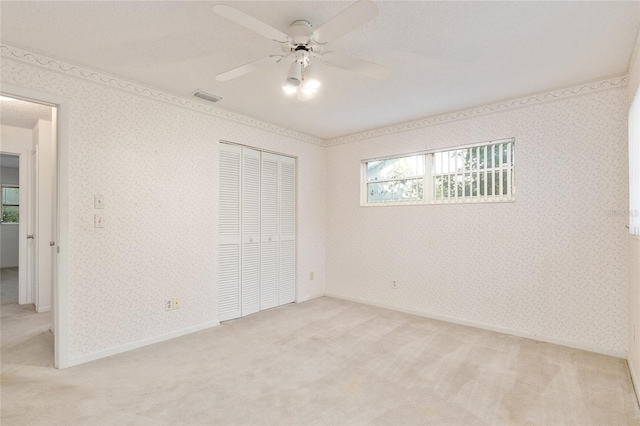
[[1, 296, 639, 425], [0, 267, 52, 351], [1, 267, 19, 305]]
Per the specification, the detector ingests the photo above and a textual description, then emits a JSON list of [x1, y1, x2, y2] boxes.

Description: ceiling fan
[[212, 0, 390, 100]]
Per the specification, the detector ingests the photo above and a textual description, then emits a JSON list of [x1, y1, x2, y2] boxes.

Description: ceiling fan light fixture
[[302, 78, 321, 90], [302, 64, 321, 90], [286, 62, 302, 87], [282, 84, 297, 95]]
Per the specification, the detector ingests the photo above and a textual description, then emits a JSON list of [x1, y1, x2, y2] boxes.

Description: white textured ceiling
[[1, 1, 638, 140], [0, 98, 52, 129]]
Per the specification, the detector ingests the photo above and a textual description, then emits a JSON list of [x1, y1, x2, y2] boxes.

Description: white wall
[[0, 126, 31, 273], [1, 49, 326, 364], [627, 27, 640, 400], [326, 86, 629, 356]]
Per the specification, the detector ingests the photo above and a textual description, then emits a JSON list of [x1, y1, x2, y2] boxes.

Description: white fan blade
[[215, 56, 281, 81], [322, 52, 390, 79], [213, 5, 289, 43], [312, 0, 378, 44]]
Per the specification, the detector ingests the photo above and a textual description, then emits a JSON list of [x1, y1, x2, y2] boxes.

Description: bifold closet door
[[260, 152, 279, 310], [279, 156, 296, 305], [241, 147, 260, 316], [219, 143, 296, 320], [218, 143, 242, 321]]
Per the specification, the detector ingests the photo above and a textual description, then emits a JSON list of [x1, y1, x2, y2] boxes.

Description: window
[[362, 138, 515, 206], [1, 186, 19, 223], [366, 155, 425, 203]]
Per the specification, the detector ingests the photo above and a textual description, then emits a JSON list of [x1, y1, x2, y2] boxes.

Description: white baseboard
[[68, 320, 220, 367], [36, 305, 51, 313], [325, 293, 627, 359]]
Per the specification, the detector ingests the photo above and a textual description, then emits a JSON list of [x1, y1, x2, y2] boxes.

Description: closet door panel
[[261, 152, 279, 310], [279, 239, 295, 304], [218, 143, 242, 321], [279, 156, 296, 305], [242, 147, 261, 316]]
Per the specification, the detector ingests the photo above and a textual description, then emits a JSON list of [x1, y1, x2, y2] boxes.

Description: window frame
[[360, 138, 515, 207], [1, 185, 20, 223]]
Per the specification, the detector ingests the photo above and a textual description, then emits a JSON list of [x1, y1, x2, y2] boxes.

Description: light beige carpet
[[1, 297, 639, 425], [1, 267, 52, 350], [1, 268, 19, 305]]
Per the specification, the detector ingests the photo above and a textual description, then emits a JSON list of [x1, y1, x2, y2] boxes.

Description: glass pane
[[367, 155, 424, 181], [469, 173, 477, 197], [502, 170, 508, 195], [2, 205, 19, 222], [487, 172, 493, 196], [487, 146, 495, 168], [367, 179, 423, 203], [433, 152, 443, 174], [494, 171, 501, 195], [2, 187, 19, 205], [435, 175, 457, 199]]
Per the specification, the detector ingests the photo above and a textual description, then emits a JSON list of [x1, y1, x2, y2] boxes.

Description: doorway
[[0, 94, 56, 362]]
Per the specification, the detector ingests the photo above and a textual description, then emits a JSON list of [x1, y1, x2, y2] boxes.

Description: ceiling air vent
[[193, 90, 223, 103]]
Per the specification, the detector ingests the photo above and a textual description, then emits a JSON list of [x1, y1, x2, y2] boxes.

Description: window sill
[[361, 198, 516, 207]]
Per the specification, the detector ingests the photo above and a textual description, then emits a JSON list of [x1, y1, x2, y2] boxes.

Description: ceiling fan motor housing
[[289, 20, 313, 45]]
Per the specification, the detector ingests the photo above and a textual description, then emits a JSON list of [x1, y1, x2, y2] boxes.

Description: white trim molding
[[325, 74, 628, 146], [325, 294, 627, 359], [0, 44, 324, 147]]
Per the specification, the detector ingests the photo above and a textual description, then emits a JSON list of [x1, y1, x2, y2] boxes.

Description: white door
[[260, 152, 279, 310], [218, 143, 242, 321], [279, 156, 296, 305], [241, 147, 260, 316], [26, 148, 38, 305]]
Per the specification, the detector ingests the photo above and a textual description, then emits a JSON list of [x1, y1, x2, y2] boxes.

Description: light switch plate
[[94, 214, 104, 228], [94, 194, 105, 209]]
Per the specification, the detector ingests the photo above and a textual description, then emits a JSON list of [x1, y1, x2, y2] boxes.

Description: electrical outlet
[[310, 271, 314, 281], [94, 214, 104, 228], [165, 299, 173, 311], [173, 297, 181, 310], [391, 280, 397, 289], [94, 194, 105, 209]]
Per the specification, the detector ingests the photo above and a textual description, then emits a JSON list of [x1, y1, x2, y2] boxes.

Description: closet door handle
[[27, 234, 34, 239]]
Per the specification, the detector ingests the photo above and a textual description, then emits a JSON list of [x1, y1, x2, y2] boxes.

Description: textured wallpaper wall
[[326, 87, 629, 355], [1, 51, 326, 361]]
